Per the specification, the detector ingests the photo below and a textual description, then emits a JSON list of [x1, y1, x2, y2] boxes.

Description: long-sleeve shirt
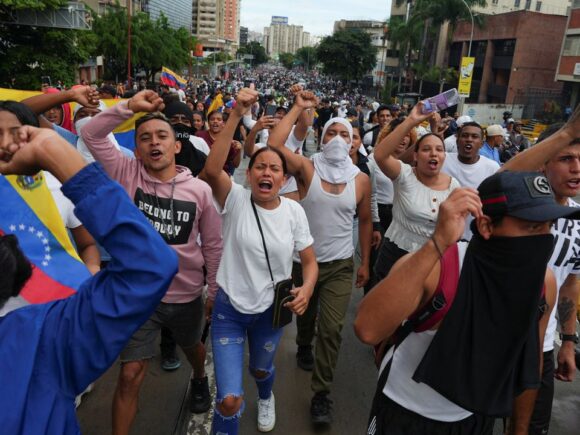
[[0, 164, 178, 434], [81, 102, 223, 302]]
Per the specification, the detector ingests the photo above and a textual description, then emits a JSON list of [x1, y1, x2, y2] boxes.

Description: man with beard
[[442, 122, 499, 240], [355, 171, 580, 434], [269, 90, 372, 426]]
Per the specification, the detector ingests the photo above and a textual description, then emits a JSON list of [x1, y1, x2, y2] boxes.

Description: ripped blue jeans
[[211, 288, 284, 408]]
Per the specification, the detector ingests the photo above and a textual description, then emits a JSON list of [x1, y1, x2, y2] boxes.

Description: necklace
[[152, 179, 176, 239]]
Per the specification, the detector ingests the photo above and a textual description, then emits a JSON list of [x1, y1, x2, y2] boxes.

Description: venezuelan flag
[[207, 93, 224, 115], [0, 173, 90, 304], [161, 66, 187, 90], [0, 88, 140, 151]]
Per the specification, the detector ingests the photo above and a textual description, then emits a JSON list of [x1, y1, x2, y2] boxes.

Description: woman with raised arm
[[199, 88, 318, 435], [372, 102, 460, 282]]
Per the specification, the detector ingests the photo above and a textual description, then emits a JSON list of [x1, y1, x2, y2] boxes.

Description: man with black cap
[[98, 84, 117, 100], [356, 167, 580, 434]]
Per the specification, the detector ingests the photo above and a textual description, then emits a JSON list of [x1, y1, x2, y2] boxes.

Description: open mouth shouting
[[566, 178, 580, 190], [428, 159, 439, 170], [150, 149, 163, 160], [463, 143, 473, 152], [258, 180, 273, 193]]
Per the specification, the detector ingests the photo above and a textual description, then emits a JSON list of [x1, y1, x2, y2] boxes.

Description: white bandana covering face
[[312, 117, 360, 184]]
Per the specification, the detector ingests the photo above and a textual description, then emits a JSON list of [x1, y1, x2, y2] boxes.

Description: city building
[[555, 0, 580, 107], [240, 25, 248, 46], [263, 17, 309, 56], [474, 0, 570, 16], [142, 0, 192, 29], [192, 0, 240, 55], [334, 19, 388, 87], [450, 10, 567, 104], [302, 31, 310, 48], [83, 0, 144, 15], [248, 30, 263, 44], [223, 0, 240, 45]]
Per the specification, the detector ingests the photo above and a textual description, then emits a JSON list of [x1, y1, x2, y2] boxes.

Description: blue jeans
[[211, 289, 284, 431]]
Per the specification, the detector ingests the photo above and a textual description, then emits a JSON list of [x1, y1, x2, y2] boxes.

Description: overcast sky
[[240, 0, 393, 36]]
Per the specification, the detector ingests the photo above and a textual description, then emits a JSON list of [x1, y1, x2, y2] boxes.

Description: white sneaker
[[257, 392, 276, 432]]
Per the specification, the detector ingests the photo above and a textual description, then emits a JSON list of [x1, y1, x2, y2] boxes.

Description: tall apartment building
[[263, 17, 309, 56], [192, 0, 240, 54], [334, 20, 388, 86]]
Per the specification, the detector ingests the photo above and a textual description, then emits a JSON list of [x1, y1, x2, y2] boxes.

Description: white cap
[[456, 115, 473, 127], [486, 124, 505, 137]]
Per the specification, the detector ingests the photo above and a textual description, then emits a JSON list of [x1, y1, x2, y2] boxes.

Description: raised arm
[[20, 86, 99, 129], [0, 127, 178, 394], [374, 103, 433, 180], [244, 115, 276, 157], [200, 87, 258, 209], [500, 106, 580, 172], [354, 187, 483, 345], [81, 90, 162, 179], [268, 91, 318, 181]]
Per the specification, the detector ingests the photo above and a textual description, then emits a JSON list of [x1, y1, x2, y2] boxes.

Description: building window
[[525, 0, 531, 9], [492, 0, 498, 4], [514, 0, 520, 7], [573, 0, 580, 8], [535, 1, 541, 11]]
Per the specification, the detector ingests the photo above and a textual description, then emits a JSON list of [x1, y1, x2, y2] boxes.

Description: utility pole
[[127, 0, 132, 89]]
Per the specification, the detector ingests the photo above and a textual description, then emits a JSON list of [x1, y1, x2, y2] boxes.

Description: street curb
[[172, 370, 193, 435]]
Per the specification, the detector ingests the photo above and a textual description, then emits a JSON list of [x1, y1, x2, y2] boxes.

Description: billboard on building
[[271, 16, 288, 25]]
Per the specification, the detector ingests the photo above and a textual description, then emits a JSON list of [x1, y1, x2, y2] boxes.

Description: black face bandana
[[172, 123, 205, 177], [413, 233, 554, 417]]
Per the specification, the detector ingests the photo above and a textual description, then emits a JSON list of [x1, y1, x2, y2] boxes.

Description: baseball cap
[[486, 124, 504, 137], [456, 115, 473, 127], [478, 171, 580, 222]]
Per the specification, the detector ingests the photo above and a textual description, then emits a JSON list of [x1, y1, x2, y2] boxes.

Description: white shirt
[[45, 171, 82, 229], [444, 135, 457, 153], [545, 199, 580, 351], [189, 135, 210, 155], [367, 154, 394, 205], [385, 162, 460, 252], [215, 184, 313, 314], [177, 89, 186, 102], [442, 154, 499, 240]]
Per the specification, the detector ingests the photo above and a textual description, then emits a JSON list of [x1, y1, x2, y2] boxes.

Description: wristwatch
[[560, 333, 579, 344]]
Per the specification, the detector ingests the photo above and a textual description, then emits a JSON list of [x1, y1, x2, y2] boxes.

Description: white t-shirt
[[45, 171, 82, 229], [385, 162, 460, 252], [215, 183, 313, 314], [367, 154, 394, 205], [444, 135, 457, 153], [442, 154, 499, 240], [545, 198, 580, 351], [189, 135, 210, 155]]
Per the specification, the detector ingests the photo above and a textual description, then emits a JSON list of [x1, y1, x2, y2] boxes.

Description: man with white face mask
[[268, 89, 372, 426]]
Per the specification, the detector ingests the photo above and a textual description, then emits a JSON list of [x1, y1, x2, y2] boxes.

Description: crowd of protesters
[[0, 65, 579, 435]]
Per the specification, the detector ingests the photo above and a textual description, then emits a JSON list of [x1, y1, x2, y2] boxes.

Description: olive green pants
[[293, 257, 354, 394]]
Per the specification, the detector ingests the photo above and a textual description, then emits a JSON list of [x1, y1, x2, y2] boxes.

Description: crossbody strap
[[250, 197, 275, 284]]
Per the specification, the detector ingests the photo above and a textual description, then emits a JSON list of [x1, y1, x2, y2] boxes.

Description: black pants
[[373, 238, 408, 283], [377, 203, 393, 235], [529, 350, 554, 435]]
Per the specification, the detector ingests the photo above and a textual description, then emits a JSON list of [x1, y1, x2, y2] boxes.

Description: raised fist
[[128, 90, 165, 114]]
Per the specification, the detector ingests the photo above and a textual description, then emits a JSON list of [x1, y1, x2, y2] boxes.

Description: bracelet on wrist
[[431, 236, 444, 258]]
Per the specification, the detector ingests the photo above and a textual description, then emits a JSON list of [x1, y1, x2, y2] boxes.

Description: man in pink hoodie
[[81, 90, 223, 434]]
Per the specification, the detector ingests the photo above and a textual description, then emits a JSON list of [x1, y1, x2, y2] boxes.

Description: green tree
[[279, 52, 295, 70], [316, 30, 377, 82], [295, 46, 317, 70], [236, 41, 268, 65], [92, 6, 190, 82], [0, 0, 97, 89]]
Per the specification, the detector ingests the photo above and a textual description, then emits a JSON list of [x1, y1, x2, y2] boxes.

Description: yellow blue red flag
[[161, 66, 187, 89]]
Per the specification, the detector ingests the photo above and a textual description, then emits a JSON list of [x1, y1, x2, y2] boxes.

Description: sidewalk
[[77, 346, 192, 435]]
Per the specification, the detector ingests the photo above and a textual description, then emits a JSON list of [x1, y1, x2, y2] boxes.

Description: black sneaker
[[310, 392, 332, 425], [296, 345, 314, 371], [189, 376, 211, 414]]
